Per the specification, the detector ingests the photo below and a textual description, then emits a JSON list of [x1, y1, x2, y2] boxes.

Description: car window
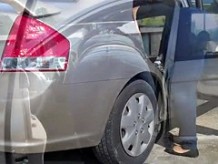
[[175, 8, 218, 61], [202, 0, 218, 12], [192, 0, 218, 13], [192, 13, 218, 53]]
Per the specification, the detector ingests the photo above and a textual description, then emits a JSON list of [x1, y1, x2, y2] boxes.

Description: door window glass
[[203, 0, 218, 13], [175, 8, 218, 62], [191, 13, 218, 53]]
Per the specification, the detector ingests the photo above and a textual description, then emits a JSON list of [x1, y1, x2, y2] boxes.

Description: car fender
[[66, 44, 152, 83]]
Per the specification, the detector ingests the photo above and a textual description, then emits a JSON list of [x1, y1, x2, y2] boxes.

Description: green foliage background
[[138, 16, 165, 27]]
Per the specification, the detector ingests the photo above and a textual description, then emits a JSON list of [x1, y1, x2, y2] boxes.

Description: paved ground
[[147, 137, 218, 164]]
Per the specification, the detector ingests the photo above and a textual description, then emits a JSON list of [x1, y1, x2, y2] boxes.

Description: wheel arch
[[121, 72, 161, 97]]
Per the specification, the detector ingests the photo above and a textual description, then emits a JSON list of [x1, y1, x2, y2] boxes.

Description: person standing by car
[[165, 13, 209, 157], [133, 1, 207, 158]]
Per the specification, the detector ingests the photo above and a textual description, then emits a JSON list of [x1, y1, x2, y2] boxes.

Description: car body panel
[[0, 42, 159, 153], [0, 73, 130, 153], [0, 0, 61, 17], [0, 0, 164, 154]]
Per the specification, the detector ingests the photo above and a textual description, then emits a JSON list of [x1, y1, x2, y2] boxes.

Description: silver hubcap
[[120, 93, 155, 157]]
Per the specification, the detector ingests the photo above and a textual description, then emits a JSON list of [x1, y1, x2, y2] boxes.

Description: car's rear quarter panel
[[0, 0, 162, 153]]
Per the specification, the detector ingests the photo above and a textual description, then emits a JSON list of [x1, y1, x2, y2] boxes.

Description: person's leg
[[170, 81, 198, 141], [166, 81, 199, 157]]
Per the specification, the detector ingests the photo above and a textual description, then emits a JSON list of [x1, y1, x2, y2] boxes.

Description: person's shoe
[[165, 143, 199, 158]]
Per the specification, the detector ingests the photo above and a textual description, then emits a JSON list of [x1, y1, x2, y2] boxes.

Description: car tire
[[94, 80, 158, 164]]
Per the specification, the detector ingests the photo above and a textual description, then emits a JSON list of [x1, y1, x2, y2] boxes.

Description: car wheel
[[94, 80, 158, 164]]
